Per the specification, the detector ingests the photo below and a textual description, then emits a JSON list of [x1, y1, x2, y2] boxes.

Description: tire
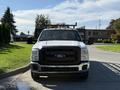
[[75, 71, 89, 80], [31, 72, 39, 81], [81, 71, 88, 80]]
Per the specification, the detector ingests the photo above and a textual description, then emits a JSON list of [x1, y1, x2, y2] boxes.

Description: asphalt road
[[0, 44, 120, 90]]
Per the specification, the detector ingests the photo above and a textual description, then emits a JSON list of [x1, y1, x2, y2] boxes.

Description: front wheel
[[75, 71, 89, 80], [31, 72, 39, 81], [81, 71, 89, 80]]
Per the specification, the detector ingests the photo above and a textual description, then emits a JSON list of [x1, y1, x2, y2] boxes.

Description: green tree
[[20, 32, 26, 36], [1, 7, 17, 36], [34, 14, 51, 39], [106, 19, 115, 30], [107, 18, 120, 33], [0, 24, 10, 44], [107, 18, 120, 40], [0, 25, 2, 44]]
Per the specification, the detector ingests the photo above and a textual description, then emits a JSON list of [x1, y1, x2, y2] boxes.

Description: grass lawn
[[96, 44, 120, 53], [0, 42, 33, 74]]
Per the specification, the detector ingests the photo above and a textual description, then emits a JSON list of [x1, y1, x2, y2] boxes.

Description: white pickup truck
[[30, 28, 89, 80]]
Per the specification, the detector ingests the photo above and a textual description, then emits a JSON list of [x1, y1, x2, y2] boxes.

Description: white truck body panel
[[33, 41, 86, 50]]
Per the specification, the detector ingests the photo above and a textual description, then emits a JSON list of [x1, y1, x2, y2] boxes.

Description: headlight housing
[[31, 48, 39, 61], [81, 48, 89, 61]]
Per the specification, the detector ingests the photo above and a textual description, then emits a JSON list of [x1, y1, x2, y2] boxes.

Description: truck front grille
[[39, 46, 81, 65], [41, 67, 79, 72]]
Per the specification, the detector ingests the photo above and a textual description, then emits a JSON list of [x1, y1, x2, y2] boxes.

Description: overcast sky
[[0, 0, 120, 35]]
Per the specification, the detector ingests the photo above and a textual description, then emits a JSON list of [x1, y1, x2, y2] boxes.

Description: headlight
[[31, 48, 39, 61], [81, 48, 89, 61]]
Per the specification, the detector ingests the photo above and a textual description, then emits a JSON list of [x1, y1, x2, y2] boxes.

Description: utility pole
[[82, 26, 86, 43], [96, 25, 97, 29], [98, 19, 101, 29]]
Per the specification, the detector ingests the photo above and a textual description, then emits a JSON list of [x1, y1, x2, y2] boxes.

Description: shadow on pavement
[[1, 61, 120, 90], [35, 61, 120, 90], [0, 77, 17, 90]]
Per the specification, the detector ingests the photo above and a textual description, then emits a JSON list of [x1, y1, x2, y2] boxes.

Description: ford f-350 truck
[[30, 28, 89, 80]]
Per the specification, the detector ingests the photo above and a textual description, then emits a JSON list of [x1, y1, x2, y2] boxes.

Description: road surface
[[0, 44, 120, 90], [89, 44, 120, 63]]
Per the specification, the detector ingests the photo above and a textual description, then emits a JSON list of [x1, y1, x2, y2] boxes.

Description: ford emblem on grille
[[55, 54, 66, 58]]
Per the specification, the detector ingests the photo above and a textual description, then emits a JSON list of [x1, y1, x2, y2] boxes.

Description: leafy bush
[[103, 39, 112, 43], [96, 39, 103, 43]]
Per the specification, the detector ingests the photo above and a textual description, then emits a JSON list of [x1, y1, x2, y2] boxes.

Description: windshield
[[39, 30, 81, 41]]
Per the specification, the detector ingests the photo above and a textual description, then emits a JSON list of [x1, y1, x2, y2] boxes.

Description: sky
[[0, 0, 120, 35]]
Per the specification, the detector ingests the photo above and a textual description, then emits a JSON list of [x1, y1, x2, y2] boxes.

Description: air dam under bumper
[[31, 61, 89, 76]]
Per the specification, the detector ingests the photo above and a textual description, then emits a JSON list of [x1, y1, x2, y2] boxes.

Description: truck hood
[[33, 41, 86, 49]]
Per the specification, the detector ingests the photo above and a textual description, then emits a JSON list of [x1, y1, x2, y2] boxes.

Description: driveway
[[0, 44, 120, 90]]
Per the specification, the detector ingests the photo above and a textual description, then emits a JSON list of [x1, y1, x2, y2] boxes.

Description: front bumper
[[30, 61, 90, 76]]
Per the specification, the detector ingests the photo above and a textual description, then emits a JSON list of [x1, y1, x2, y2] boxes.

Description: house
[[14, 32, 33, 41], [77, 28, 115, 43]]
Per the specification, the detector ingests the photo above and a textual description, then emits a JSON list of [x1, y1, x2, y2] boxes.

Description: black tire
[[31, 72, 39, 81], [75, 71, 89, 80], [81, 71, 88, 80]]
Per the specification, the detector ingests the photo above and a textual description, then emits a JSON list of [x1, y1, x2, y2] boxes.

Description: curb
[[0, 64, 30, 79]]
